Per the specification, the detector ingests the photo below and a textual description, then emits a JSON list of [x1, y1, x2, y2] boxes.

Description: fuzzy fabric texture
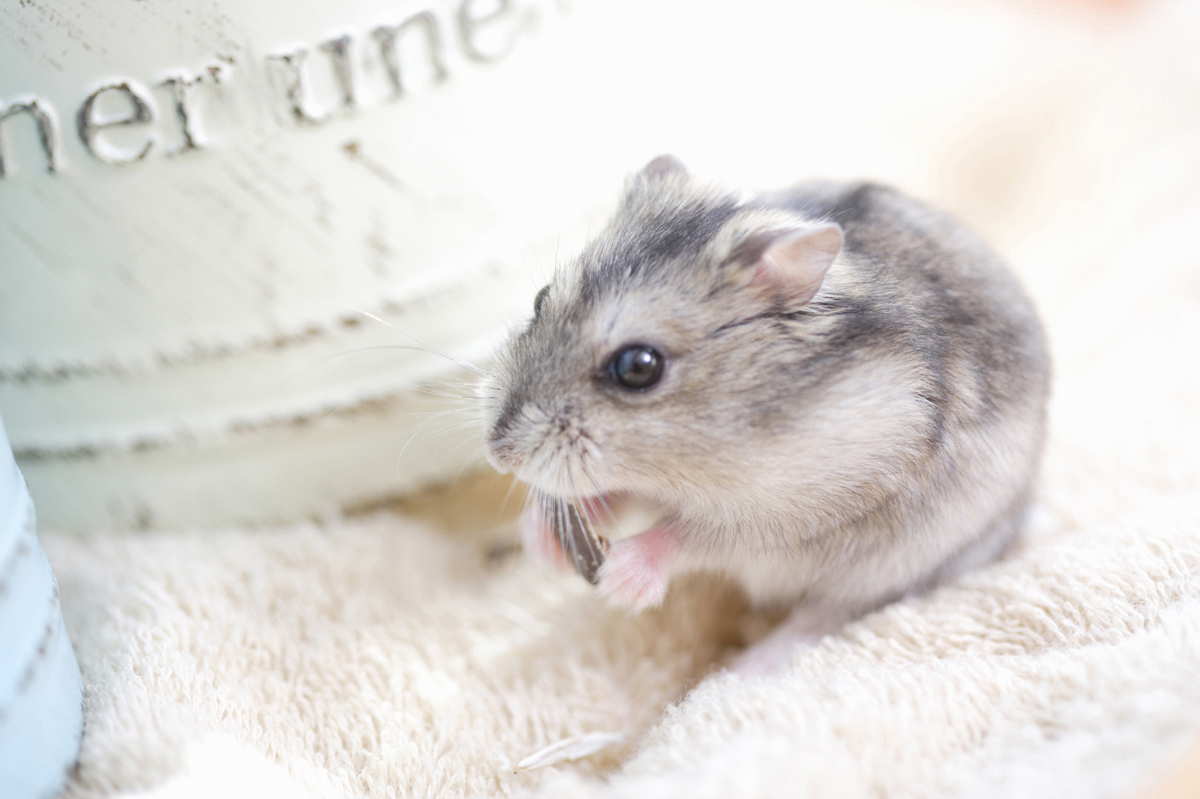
[[38, 0, 1200, 797]]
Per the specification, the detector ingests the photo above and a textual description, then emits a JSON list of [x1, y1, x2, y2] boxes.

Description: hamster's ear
[[741, 223, 843, 306], [638, 154, 687, 182], [624, 155, 688, 208]]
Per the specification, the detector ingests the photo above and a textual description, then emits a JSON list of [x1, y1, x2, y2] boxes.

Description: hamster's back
[[745, 180, 1051, 606], [776, 180, 1049, 428]]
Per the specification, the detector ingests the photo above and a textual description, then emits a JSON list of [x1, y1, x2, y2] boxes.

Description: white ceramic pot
[[0, 0, 628, 531], [0, 412, 84, 798]]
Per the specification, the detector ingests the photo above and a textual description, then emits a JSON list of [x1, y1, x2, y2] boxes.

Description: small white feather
[[515, 731, 627, 771]]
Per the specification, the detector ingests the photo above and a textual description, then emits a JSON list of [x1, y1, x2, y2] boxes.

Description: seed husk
[[551, 501, 609, 584]]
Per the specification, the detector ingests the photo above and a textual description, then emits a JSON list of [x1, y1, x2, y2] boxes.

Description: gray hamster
[[482, 155, 1049, 669]]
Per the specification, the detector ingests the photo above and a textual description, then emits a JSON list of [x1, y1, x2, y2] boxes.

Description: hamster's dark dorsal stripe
[[588, 195, 741, 291], [821, 183, 881, 226], [775, 181, 888, 245]]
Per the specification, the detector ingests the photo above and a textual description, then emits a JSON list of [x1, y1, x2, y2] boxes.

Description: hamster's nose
[[485, 399, 523, 472], [488, 396, 520, 444]]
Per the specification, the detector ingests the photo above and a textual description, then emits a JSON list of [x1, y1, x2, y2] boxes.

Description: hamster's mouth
[[553, 492, 666, 542], [527, 492, 667, 584]]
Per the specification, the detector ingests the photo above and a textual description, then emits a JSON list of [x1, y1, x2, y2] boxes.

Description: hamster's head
[[482, 156, 843, 516]]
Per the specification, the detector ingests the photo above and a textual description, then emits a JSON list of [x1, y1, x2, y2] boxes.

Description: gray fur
[[483, 159, 1050, 617]]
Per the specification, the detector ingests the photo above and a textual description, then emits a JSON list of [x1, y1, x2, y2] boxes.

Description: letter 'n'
[[0, 96, 61, 177]]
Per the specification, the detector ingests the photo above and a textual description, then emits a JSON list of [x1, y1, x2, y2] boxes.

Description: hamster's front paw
[[597, 523, 677, 612]]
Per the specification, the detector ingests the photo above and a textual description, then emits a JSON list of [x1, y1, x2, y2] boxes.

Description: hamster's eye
[[608, 345, 664, 391], [533, 285, 551, 319]]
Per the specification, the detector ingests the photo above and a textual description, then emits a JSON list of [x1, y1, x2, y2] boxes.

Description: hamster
[[481, 155, 1049, 669]]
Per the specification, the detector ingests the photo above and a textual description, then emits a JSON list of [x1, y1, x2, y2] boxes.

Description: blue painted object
[[0, 414, 84, 798]]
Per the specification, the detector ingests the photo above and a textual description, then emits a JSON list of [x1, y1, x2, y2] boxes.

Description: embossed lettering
[[5, 0, 562, 168], [319, 34, 357, 111], [77, 82, 155, 165], [156, 64, 226, 156], [372, 11, 448, 98], [0, 96, 61, 176], [266, 47, 329, 125], [458, 0, 520, 63]]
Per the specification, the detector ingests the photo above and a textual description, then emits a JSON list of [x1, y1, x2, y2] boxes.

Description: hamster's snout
[[483, 417, 518, 475]]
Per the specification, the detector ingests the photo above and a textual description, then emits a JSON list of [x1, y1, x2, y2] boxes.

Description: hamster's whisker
[[320, 388, 394, 423], [415, 383, 484, 398], [439, 420, 487, 435], [547, 493, 572, 563], [320, 385, 465, 423], [553, 231, 563, 283], [522, 487, 536, 519], [349, 306, 491, 377], [435, 377, 485, 388], [316, 380, 481, 425], [522, 487, 540, 531], [394, 408, 465, 471], [523, 241, 550, 288], [580, 463, 616, 525], [304, 344, 463, 370], [381, 403, 480, 421], [495, 476, 525, 523]]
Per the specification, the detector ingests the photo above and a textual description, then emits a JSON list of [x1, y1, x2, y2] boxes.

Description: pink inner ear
[[750, 224, 843, 305], [640, 154, 687, 181]]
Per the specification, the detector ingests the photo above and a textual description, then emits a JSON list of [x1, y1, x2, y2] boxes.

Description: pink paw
[[597, 524, 677, 612]]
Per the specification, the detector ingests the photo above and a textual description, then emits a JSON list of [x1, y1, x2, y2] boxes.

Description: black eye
[[608, 345, 664, 390], [533, 285, 551, 319]]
